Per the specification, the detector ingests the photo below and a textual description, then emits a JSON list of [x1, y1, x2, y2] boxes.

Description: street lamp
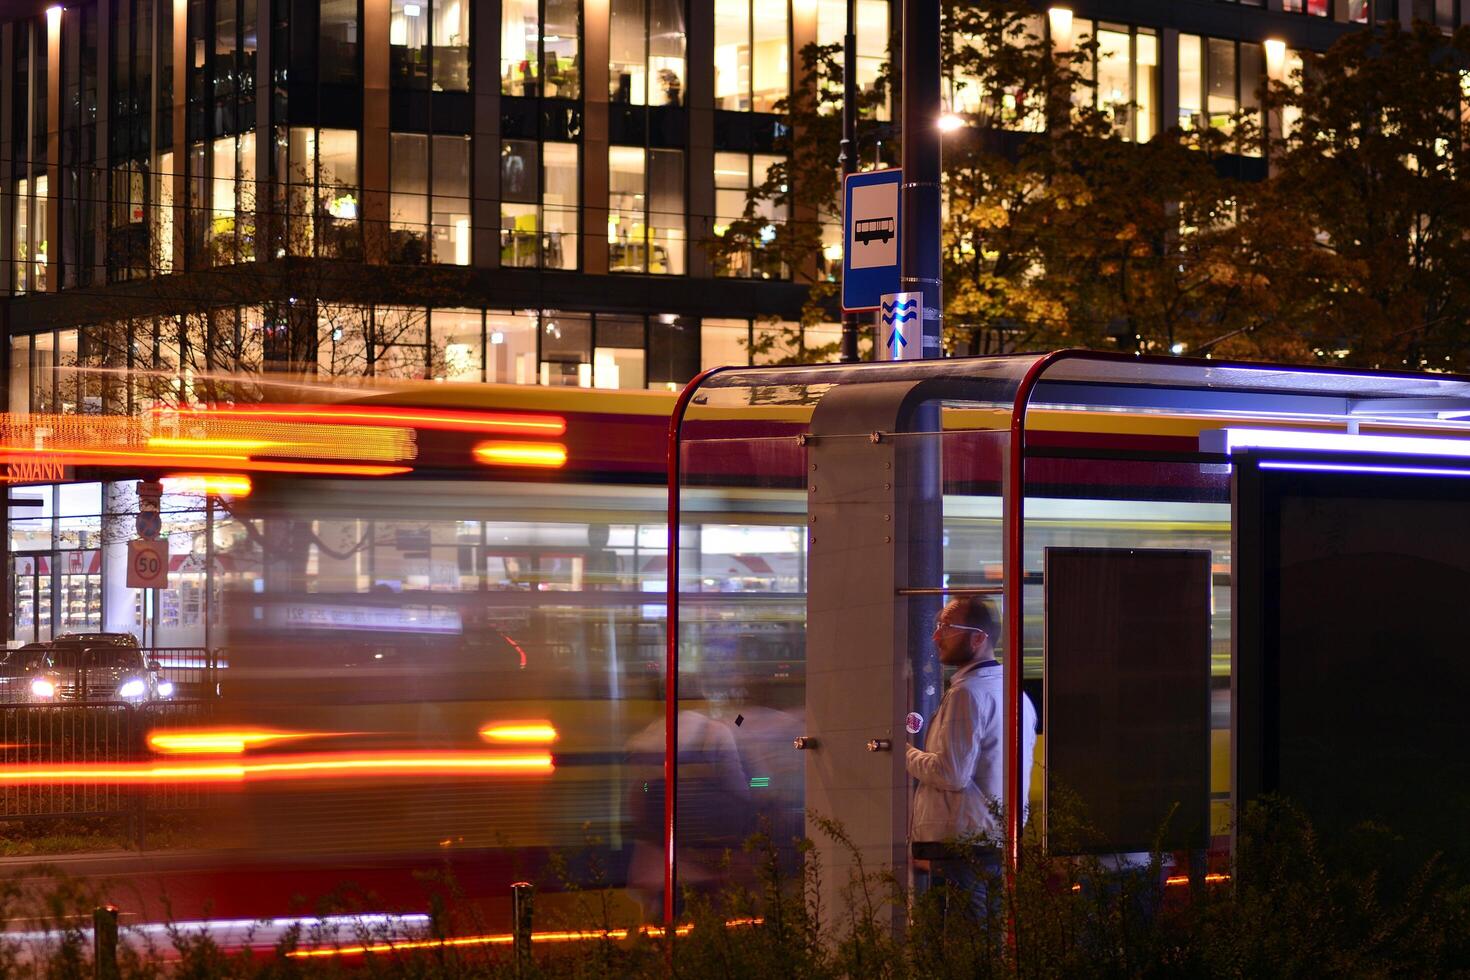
[[937, 113, 966, 133], [1048, 6, 1073, 52]]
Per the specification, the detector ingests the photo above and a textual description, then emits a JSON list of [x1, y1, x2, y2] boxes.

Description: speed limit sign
[[127, 539, 168, 589]]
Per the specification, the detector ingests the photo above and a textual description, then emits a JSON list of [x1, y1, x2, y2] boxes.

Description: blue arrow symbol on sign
[[886, 328, 908, 350]]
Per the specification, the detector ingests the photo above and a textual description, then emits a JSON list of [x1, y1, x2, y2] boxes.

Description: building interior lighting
[[479, 721, 558, 744], [473, 441, 569, 468], [1047, 6, 1073, 50], [1200, 427, 1470, 459]]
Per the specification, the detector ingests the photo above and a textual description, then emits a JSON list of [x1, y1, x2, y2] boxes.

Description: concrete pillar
[[362, 0, 390, 264], [473, 0, 501, 269], [685, 0, 714, 279], [1, 23, 14, 296], [44, 5, 61, 293], [789, 0, 818, 283], [1161, 28, 1180, 136], [1264, 38, 1287, 175], [102, 482, 139, 640], [582, 0, 611, 274]]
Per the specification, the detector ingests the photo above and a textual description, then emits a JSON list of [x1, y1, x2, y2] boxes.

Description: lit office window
[[317, 303, 370, 378], [391, 134, 474, 265], [155, 151, 174, 273], [33, 175, 48, 292], [286, 128, 362, 258], [594, 317, 647, 389], [713, 151, 787, 278], [486, 311, 539, 384], [390, 133, 429, 262], [539, 312, 592, 385], [431, 308, 483, 382], [1087, 24, 1158, 142], [701, 318, 750, 370], [610, 0, 686, 105], [609, 147, 684, 275], [501, 0, 581, 98], [947, 14, 1045, 131], [319, 0, 361, 85], [14, 178, 29, 294], [817, 0, 889, 119], [1281, 0, 1329, 14], [9, 336, 29, 414], [208, 133, 256, 264], [390, 0, 470, 91], [715, 0, 789, 111], [1178, 35, 1263, 157], [501, 140, 579, 270], [431, 135, 471, 265], [375, 306, 429, 379]]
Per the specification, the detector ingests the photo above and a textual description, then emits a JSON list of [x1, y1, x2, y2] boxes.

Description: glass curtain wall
[[284, 127, 362, 257], [390, 134, 473, 265], [1068, 21, 1158, 142], [500, 139, 579, 269], [713, 151, 785, 278], [609, 146, 684, 274], [609, 0, 686, 106], [390, 0, 470, 91], [714, 0, 789, 111], [815, 0, 889, 119], [1179, 34, 1263, 157], [501, 0, 581, 98]]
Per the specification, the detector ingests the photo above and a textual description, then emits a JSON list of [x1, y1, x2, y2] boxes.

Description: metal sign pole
[[839, 0, 860, 362]]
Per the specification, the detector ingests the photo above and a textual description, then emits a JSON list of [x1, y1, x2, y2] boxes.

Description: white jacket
[[905, 659, 1037, 844]]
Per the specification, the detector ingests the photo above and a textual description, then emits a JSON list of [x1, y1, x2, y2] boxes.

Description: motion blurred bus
[[0, 372, 1262, 922]]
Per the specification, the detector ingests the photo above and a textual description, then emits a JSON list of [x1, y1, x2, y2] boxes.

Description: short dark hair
[[948, 596, 998, 635]]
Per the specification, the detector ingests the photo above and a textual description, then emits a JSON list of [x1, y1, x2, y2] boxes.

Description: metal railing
[[0, 699, 220, 846]]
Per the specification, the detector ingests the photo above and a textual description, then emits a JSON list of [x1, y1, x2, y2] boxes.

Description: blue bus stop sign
[[842, 168, 902, 312]]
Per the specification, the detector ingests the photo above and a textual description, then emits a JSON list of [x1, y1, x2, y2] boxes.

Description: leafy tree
[[1252, 20, 1470, 371], [702, 40, 892, 365]]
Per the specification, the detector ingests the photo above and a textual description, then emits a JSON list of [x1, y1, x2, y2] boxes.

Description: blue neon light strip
[[1258, 460, 1470, 478]]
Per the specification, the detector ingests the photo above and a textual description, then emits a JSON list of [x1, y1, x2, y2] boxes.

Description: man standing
[[906, 596, 1037, 917]]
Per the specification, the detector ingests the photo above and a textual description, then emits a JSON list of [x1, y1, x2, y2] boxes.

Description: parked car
[[52, 632, 139, 649], [32, 642, 173, 702], [0, 644, 55, 703]]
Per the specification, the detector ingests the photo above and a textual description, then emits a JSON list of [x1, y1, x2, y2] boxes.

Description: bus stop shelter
[[661, 350, 1470, 929]]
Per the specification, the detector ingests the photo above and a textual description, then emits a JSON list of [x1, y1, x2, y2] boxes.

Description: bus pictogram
[[853, 216, 895, 245]]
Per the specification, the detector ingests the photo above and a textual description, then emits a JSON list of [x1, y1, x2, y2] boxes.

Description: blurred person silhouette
[[625, 671, 749, 921], [728, 673, 804, 870], [907, 596, 1038, 922]]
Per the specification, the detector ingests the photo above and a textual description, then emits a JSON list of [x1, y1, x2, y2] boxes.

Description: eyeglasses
[[933, 620, 987, 635]]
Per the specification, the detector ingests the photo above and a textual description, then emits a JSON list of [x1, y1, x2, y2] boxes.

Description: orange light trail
[[0, 446, 411, 477], [147, 437, 282, 452], [1165, 873, 1230, 887], [479, 722, 558, 745], [162, 405, 567, 436], [473, 441, 568, 469], [286, 918, 763, 959], [162, 473, 253, 497], [0, 751, 553, 784], [146, 729, 335, 755]]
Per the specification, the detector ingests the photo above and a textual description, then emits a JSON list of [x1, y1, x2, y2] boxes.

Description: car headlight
[[117, 679, 147, 699], [157, 681, 175, 698], [29, 678, 54, 698]]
